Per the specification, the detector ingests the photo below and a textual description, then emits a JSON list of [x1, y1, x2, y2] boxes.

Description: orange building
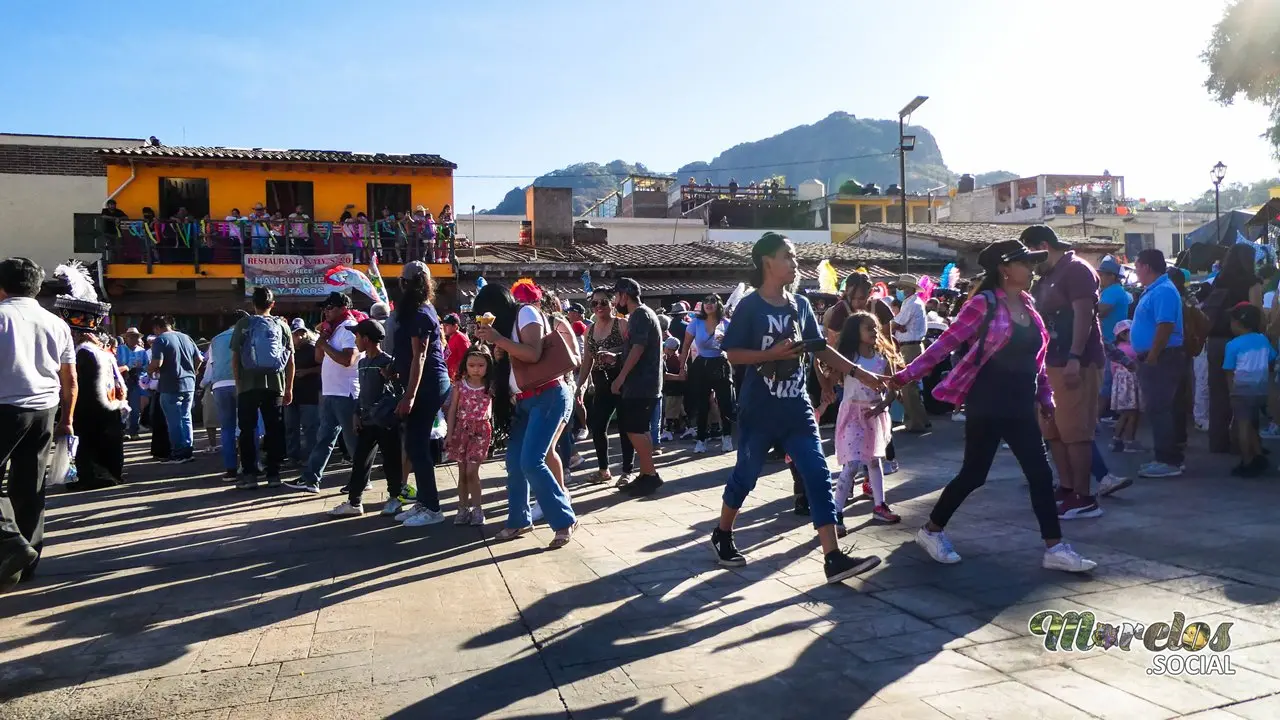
[[89, 145, 457, 335]]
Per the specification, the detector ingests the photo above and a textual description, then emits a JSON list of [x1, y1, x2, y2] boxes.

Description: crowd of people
[[102, 198, 456, 264], [3, 223, 1279, 591]]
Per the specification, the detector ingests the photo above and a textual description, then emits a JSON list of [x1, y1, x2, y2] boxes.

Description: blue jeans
[[214, 387, 240, 472], [404, 379, 449, 512], [651, 398, 662, 445], [159, 391, 194, 457], [126, 382, 144, 435], [1091, 441, 1108, 484], [727, 397, 837, 530], [506, 383, 575, 531], [302, 396, 357, 486], [285, 402, 321, 461]]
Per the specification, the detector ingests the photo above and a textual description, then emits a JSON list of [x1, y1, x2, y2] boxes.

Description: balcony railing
[[93, 218, 457, 270], [669, 183, 797, 212]]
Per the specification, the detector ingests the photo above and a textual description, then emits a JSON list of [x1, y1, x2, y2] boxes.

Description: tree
[[1203, 0, 1280, 158]]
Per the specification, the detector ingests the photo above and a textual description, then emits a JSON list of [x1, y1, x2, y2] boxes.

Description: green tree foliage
[[1203, 0, 1280, 158], [1185, 178, 1280, 212]]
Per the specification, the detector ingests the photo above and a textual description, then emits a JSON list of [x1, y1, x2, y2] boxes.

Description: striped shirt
[[894, 289, 1054, 409]]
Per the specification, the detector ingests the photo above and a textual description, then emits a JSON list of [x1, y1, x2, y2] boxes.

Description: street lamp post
[[1212, 161, 1227, 243], [898, 96, 928, 273]]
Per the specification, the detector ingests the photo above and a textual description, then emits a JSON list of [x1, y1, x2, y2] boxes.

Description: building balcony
[[77, 215, 458, 279]]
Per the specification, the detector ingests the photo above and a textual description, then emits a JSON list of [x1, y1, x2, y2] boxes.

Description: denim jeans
[[404, 379, 449, 512], [506, 383, 575, 531], [214, 387, 240, 472], [1138, 347, 1187, 465], [1090, 441, 1108, 486], [159, 391, 194, 458], [726, 398, 836, 530], [126, 382, 144, 435], [302, 396, 357, 486], [285, 402, 321, 462]]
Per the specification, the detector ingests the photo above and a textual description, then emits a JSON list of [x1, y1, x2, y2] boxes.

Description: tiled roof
[[577, 243, 745, 267], [855, 222, 1121, 249], [97, 146, 456, 169], [711, 241, 950, 265]]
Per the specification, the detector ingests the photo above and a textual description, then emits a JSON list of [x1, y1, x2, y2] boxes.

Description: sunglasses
[[590, 300, 612, 308]]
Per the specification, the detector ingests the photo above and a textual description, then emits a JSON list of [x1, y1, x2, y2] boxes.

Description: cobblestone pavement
[[2, 421, 1280, 719]]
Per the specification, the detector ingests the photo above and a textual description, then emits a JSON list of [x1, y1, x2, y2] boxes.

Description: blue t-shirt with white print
[[1224, 331, 1276, 397], [722, 291, 821, 406]]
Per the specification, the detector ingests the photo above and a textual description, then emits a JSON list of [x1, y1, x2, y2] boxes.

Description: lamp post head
[[901, 135, 917, 152], [899, 96, 928, 118], [1213, 161, 1227, 185]]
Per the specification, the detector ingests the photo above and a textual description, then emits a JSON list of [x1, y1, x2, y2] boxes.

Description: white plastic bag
[[430, 411, 447, 440], [46, 435, 79, 488]]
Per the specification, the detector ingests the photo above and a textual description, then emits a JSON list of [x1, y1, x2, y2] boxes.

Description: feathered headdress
[[53, 261, 111, 331]]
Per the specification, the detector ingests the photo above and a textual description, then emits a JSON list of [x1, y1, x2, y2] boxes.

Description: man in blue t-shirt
[[147, 315, 203, 463], [1130, 249, 1185, 478]]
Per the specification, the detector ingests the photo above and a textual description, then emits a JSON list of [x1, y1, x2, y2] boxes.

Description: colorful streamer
[[324, 265, 381, 302], [366, 253, 389, 305]]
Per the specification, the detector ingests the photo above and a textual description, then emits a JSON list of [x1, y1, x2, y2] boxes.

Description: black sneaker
[[794, 496, 810, 516], [282, 479, 320, 494], [235, 475, 260, 490], [265, 476, 283, 488], [0, 537, 37, 590], [221, 470, 238, 481], [624, 473, 663, 498], [824, 550, 881, 585], [711, 528, 746, 567]]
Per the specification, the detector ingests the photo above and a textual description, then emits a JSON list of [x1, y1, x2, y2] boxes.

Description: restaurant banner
[[243, 254, 352, 297]]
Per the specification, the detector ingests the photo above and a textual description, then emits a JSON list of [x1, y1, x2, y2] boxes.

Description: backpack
[[240, 316, 290, 372], [952, 290, 998, 366]]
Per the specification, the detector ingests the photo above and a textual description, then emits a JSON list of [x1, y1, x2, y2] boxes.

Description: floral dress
[[834, 354, 893, 467], [447, 380, 493, 464]]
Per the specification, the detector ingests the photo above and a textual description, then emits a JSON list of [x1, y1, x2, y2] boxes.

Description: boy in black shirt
[[327, 320, 405, 518]]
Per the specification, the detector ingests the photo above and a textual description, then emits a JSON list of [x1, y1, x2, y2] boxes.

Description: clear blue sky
[[2, 0, 1273, 211]]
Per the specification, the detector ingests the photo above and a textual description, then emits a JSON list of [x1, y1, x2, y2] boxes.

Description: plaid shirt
[[894, 289, 1054, 409]]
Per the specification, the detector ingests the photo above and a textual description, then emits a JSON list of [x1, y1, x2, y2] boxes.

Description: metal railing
[[95, 218, 457, 271]]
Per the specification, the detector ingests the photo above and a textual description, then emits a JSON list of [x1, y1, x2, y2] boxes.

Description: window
[[265, 180, 314, 216], [1171, 232, 1185, 255], [158, 177, 209, 219], [886, 205, 903, 224], [862, 205, 883, 223], [367, 183, 412, 217], [831, 205, 857, 224]]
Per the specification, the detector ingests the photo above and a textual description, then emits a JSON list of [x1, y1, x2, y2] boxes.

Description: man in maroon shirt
[[441, 314, 470, 381], [1021, 225, 1105, 521]]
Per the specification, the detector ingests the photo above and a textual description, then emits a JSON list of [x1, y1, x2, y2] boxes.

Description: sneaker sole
[[825, 556, 881, 584], [873, 515, 901, 524], [1060, 508, 1104, 520], [1098, 478, 1133, 497], [404, 516, 445, 527], [282, 483, 320, 493], [1044, 558, 1098, 573]]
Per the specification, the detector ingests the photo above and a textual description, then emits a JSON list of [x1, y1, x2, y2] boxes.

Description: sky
[[1, 0, 1274, 211]]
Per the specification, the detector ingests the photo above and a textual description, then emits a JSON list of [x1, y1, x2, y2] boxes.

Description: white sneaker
[[327, 501, 363, 518], [470, 506, 486, 526], [381, 498, 404, 516], [1262, 423, 1280, 439], [394, 502, 426, 522], [1097, 474, 1132, 497], [1043, 543, 1097, 573], [659, 431, 674, 442], [680, 428, 697, 440], [915, 527, 962, 564], [568, 454, 585, 469], [694, 440, 707, 453], [883, 460, 900, 476], [530, 502, 545, 523], [402, 507, 446, 527], [952, 412, 966, 422], [721, 436, 734, 452], [574, 428, 589, 441]]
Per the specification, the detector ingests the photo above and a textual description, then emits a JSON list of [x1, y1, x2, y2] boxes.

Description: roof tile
[[855, 222, 1121, 249], [97, 145, 455, 169]]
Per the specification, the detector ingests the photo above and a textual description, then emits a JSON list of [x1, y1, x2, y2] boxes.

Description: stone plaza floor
[[2, 420, 1280, 719]]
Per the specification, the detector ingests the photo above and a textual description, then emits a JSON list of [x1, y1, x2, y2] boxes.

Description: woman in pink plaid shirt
[[890, 239, 1097, 574]]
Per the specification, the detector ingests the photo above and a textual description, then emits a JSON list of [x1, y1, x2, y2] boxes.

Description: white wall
[[707, 228, 832, 244], [0, 133, 142, 148], [456, 214, 708, 245], [0, 173, 105, 270]]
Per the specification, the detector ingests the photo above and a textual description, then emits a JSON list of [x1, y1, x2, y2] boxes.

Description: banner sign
[[243, 254, 352, 297]]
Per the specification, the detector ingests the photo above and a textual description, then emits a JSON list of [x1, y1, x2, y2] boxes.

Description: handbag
[[511, 310, 581, 393]]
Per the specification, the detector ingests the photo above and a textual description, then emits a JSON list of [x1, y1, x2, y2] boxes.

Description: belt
[[515, 379, 561, 402]]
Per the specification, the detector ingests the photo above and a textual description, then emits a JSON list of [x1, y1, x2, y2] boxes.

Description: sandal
[[493, 526, 533, 542], [592, 469, 613, 485], [614, 473, 632, 489], [548, 523, 578, 550]]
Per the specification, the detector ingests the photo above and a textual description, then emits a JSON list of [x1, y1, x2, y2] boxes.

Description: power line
[[453, 151, 897, 180]]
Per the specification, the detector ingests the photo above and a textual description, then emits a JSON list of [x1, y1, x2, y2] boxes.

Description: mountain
[[481, 112, 1014, 213], [484, 160, 652, 216]]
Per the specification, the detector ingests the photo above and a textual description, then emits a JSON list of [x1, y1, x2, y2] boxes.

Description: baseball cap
[[613, 277, 641, 299], [663, 336, 680, 352], [442, 313, 460, 325], [354, 318, 385, 342], [401, 260, 431, 280], [369, 302, 390, 321], [1098, 257, 1122, 276], [568, 303, 586, 315], [318, 291, 352, 309], [1019, 224, 1072, 250], [290, 318, 307, 332]]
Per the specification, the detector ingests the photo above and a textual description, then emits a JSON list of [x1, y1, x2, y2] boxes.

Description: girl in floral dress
[[445, 345, 495, 525], [834, 311, 901, 525]]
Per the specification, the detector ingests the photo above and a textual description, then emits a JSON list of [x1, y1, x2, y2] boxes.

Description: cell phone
[[801, 338, 828, 353]]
